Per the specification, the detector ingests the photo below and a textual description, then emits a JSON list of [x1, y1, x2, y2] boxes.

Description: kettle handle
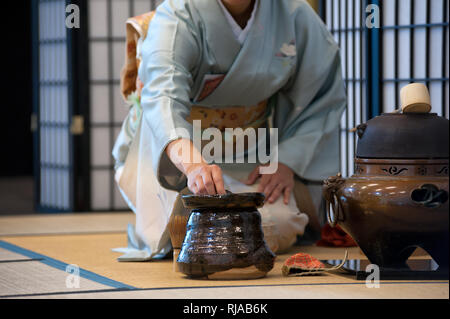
[[411, 184, 449, 208], [323, 174, 346, 227], [356, 123, 367, 139], [326, 194, 342, 227]]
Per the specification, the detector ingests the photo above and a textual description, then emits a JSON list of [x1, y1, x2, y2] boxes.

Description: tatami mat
[[0, 234, 366, 290], [0, 212, 134, 236], [0, 213, 448, 299], [0, 261, 112, 297], [1, 233, 448, 297]]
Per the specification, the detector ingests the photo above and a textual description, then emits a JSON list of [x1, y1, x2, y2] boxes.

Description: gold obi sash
[[186, 100, 271, 156], [186, 100, 270, 131]]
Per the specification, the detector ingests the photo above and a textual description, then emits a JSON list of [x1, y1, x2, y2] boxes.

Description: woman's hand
[[166, 138, 226, 195], [245, 163, 295, 205], [185, 163, 226, 195]]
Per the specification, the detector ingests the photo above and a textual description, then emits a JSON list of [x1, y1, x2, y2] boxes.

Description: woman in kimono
[[113, 0, 346, 261]]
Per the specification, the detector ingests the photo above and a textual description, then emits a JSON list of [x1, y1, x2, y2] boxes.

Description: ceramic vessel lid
[[356, 113, 449, 159], [181, 192, 265, 209]]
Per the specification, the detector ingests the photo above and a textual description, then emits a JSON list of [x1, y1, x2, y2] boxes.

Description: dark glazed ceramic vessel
[[177, 192, 276, 279], [323, 112, 449, 269]]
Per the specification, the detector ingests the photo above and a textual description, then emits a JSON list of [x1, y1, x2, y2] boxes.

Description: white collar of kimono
[[217, 0, 259, 45]]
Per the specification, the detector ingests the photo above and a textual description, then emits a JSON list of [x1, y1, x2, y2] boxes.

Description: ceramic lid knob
[[400, 83, 432, 113]]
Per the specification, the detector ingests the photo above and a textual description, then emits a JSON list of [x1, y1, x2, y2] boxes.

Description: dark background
[[1, 1, 33, 176]]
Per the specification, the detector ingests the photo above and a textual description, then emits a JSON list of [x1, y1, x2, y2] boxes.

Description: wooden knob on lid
[[400, 83, 432, 113]]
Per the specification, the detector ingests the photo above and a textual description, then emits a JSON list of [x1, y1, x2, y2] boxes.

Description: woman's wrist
[[166, 138, 207, 175]]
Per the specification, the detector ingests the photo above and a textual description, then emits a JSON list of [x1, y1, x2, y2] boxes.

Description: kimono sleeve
[[138, 1, 200, 191], [274, 2, 347, 182]]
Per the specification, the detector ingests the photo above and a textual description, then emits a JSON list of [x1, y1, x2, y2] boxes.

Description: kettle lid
[[356, 112, 449, 159]]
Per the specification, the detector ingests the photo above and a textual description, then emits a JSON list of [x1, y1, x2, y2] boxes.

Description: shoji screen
[[88, 0, 162, 211], [36, 0, 72, 211], [381, 0, 449, 116], [323, 0, 367, 178]]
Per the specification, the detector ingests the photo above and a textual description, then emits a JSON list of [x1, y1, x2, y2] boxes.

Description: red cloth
[[282, 252, 326, 276], [284, 253, 325, 269], [316, 224, 357, 247]]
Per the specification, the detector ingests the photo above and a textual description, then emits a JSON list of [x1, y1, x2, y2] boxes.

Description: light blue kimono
[[139, 0, 345, 189], [113, 0, 346, 260]]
